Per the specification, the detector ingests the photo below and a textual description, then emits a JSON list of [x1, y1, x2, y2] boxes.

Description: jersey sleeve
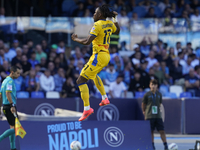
[[112, 22, 117, 33], [160, 93, 162, 104], [6, 80, 13, 92], [90, 22, 100, 37], [142, 93, 148, 104]]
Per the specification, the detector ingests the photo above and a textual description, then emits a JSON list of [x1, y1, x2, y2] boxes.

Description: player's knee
[[77, 76, 88, 85], [159, 130, 165, 134], [10, 125, 15, 129]]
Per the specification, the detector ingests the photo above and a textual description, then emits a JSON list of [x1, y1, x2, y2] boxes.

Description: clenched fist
[[71, 34, 78, 41]]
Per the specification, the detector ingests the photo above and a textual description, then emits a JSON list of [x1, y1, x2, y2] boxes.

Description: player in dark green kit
[[142, 79, 168, 150], [0, 66, 21, 150]]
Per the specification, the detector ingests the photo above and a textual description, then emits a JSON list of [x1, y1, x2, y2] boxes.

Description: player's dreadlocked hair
[[99, 4, 115, 18]]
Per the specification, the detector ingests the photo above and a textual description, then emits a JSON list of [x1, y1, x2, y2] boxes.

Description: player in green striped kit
[[0, 66, 21, 150]]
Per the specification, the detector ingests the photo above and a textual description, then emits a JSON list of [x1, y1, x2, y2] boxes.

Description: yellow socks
[[78, 83, 90, 107], [78, 75, 107, 111], [93, 75, 106, 96]]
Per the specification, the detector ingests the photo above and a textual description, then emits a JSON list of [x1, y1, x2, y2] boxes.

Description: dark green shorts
[[147, 118, 164, 131]]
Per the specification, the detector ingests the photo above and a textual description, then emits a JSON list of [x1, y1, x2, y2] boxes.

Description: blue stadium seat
[[135, 92, 146, 98], [180, 92, 192, 98], [17, 91, 29, 98], [165, 92, 177, 98], [153, 6, 162, 17], [159, 85, 169, 96], [127, 12, 133, 18], [133, 6, 147, 18], [46, 91, 60, 98], [31, 92, 45, 98]]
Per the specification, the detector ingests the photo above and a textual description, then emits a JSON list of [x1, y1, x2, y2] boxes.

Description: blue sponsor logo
[[47, 121, 99, 150], [104, 126, 124, 147]]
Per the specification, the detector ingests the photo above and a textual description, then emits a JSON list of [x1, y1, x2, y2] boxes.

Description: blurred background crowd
[[0, 36, 199, 99], [3, 0, 200, 20], [0, 0, 200, 99]]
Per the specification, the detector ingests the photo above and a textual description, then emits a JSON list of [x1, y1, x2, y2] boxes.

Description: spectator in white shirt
[[190, 53, 199, 68], [57, 40, 65, 54], [178, 51, 187, 67], [4, 44, 16, 62], [131, 51, 141, 67], [118, 8, 129, 29], [39, 69, 55, 92], [190, 8, 200, 22], [174, 42, 182, 56], [181, 55, 193, 75], [146, 50, 158, 69], [109, 75, 127, 98]]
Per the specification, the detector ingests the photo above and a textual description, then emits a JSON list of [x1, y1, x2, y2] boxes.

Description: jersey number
[[103, 29, 111, 44]]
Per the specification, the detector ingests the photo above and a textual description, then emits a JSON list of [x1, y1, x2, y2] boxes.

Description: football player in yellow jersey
[[71, 4, 120, 121]]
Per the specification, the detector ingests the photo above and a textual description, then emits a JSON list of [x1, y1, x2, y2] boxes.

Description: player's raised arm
[[112, 11, 120, 35], [71, 34, 96, 45]]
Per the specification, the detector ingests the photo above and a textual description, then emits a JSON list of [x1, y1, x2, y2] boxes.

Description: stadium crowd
[[0, 0, 200, 98], [3, 0, 200, 20], [0, 36, 199, 98], [62, 0, 200, 21]]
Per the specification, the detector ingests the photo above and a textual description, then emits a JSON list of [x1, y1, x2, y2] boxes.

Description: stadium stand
[[0, 0, 199, 99]]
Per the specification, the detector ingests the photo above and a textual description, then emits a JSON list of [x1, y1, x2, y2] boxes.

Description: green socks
[[9, 133, 16, 149], [0, 128, 16, 149]]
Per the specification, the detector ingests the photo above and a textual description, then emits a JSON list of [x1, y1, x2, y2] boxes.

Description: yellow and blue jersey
[[90, 19, 117, 54], [0, 76, 17, 105], [80, 19, 117, 79]]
